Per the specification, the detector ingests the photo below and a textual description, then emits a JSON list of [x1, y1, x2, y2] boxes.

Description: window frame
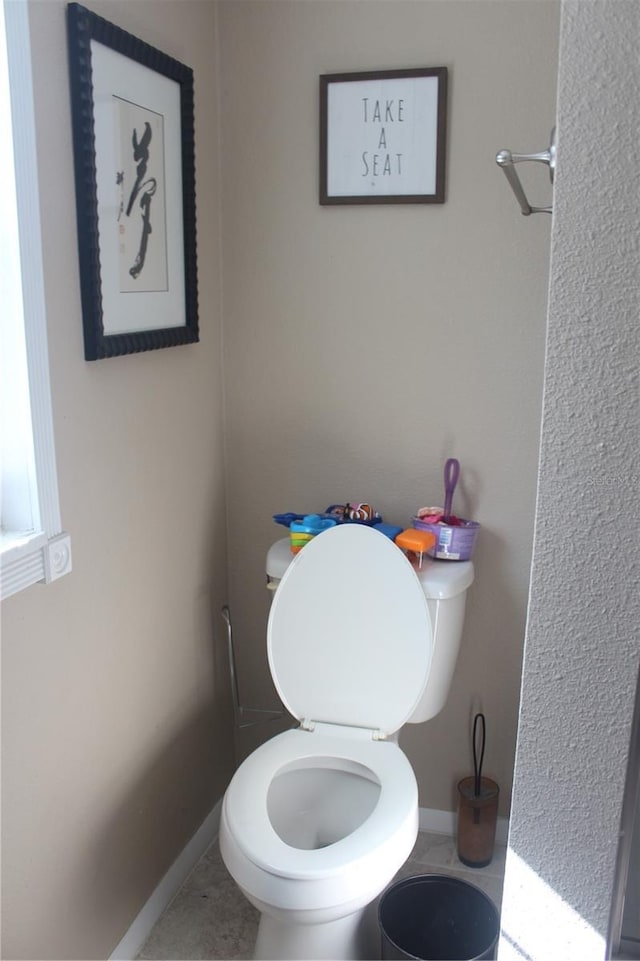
[[1, 0, 71, 601]]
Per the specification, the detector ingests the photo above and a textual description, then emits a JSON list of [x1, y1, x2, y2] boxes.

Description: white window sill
[[1, 530, 72, 601]]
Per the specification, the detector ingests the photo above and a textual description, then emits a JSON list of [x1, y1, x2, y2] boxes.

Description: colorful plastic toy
[[394, 529, 437, 568], [289, 514, 337, 554]]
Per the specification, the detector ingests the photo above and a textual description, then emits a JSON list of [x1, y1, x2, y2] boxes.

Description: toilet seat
[[220, 525, 431, 939], [268, 524, 433, 736], [222, 727, 418, 882]]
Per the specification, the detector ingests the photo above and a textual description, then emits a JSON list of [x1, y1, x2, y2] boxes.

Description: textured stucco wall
[[499, 2, 640, 958]]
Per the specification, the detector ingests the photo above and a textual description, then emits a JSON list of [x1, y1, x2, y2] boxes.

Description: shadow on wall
[[83, 707, 230, 958], [78, 582, 236, 960], [456, 521, 526, 790], [396, 522, 527, 820]]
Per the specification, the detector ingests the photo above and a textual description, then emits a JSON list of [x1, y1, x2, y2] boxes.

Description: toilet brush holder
[[457, 776, 499, 868], [457, 712, 498, 868]]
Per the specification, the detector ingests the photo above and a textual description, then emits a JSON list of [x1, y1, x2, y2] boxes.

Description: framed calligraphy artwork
[[67, 3, 198, 360], [320, 68, 448, 205]]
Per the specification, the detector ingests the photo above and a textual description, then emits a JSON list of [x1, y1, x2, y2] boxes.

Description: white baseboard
[[419, 805, 510, 846], [109, 798, 222, 961], [109, 799, 509, 960]]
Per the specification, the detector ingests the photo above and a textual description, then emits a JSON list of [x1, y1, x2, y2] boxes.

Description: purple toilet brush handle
[[443, 458, 460, 523]]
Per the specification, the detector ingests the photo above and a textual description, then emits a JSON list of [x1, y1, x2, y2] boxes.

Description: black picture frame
[[67, 3, 198, 360], [320, 67, 448, 205]]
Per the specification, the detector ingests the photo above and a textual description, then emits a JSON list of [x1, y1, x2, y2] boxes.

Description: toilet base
[[253, 900, 380, 960]]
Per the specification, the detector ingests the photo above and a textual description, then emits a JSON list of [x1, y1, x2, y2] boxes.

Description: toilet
[[219, 523, 474, 960]]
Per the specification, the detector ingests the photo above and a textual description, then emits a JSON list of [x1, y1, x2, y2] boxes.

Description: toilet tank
[[265, 537, 474, 726], [409, 558, 474, 723]]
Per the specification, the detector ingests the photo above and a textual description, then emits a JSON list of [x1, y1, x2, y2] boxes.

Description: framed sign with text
[[320, 67, 448, 205]]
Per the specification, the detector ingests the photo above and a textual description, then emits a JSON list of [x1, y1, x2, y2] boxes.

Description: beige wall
[[2, 1, 562, 957], [1, 2, 234, 959], [219, 0, 559, 811]]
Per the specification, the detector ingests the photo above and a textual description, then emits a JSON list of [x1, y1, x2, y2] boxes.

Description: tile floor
[[137, 831, 506, 960]]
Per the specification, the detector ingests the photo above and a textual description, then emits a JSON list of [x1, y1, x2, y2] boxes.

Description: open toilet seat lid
[[267, 524, 433, 736]]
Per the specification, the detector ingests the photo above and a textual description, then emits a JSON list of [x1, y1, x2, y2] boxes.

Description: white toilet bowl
[[220, 726, 418, 958], [220, 523, 467, 960]]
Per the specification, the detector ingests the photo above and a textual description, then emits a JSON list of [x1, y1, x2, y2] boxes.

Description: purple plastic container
[[412, 516, 480, 561]]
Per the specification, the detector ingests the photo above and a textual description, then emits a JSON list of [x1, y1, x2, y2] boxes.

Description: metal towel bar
[[496, 127, 556, 216]]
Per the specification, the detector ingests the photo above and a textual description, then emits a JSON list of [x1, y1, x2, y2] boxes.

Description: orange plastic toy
[[395, 529, 437, 568]]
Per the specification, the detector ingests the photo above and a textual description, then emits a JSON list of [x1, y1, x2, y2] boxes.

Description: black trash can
[[378, 874, 500, 960]]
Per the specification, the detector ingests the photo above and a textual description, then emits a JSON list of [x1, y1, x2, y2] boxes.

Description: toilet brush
[[456, 713, 499, 868], [473, 711, 485, 818]]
